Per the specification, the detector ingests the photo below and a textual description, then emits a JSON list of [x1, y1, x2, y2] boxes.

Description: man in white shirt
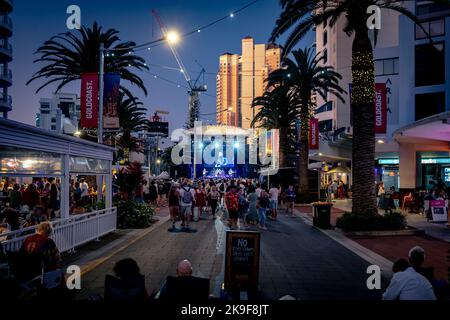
[[268, 184, 280, 220], [255, 184, 262, 198], [79, 178, 89, 202], [382, 267, 436, 300]]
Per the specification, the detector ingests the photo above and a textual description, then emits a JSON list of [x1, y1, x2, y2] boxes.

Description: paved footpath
[[76, 208, 384, 300]]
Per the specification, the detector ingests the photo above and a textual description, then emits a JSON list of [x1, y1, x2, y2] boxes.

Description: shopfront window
[[69, 156, 109, 174], [0, 146, 62, 176]]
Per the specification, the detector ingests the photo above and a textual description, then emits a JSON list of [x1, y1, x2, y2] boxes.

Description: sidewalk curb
[[78, 214, 170, 277], [294, 208, 394, 280]]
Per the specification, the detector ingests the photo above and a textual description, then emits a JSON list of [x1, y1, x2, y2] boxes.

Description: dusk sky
[[9, 0, 314, 132]]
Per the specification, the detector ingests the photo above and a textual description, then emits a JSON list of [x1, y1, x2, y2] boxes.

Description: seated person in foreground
[[159, 259, 210, 301], [383, 254, 436, 300], [104, 258, 149, 301]]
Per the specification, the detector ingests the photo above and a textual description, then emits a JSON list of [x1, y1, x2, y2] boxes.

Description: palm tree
[[27, 22, 148, 98], [114, 95, 147, 161], [252, 78, 300, 169], [270, 0, 430, 214], [269, 48, 345, 201]]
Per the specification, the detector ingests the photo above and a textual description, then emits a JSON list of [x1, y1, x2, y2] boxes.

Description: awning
[[324, 166, 351, 174], [393, 111, 450, 143]]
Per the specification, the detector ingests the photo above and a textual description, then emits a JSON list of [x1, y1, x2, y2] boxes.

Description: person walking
[[168, 184, 180, 231], [257, 190, 270, 230], [246, 186, 259, 225], [269, 183, 280, 220], [178, 182, 195, 231], [225, 186, 239, 229], [207, 185, 220, 219], [285, 185, 296, 217], [195, 186, 207, 220]]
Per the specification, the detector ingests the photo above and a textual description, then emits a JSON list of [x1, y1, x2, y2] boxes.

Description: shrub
[[116, 201, 154, 229], [336, 211, 406, 232]]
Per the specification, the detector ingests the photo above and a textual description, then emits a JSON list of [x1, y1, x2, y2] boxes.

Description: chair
[[104, 274, 147, 301], [159, 276, 210, 301]]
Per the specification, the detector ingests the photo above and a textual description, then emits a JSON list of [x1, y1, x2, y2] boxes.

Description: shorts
[[270, 200, 278, 210], [181, 205, 192, 217]]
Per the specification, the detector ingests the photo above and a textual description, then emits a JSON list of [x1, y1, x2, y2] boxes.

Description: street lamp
[[166, 30, 180, 44]]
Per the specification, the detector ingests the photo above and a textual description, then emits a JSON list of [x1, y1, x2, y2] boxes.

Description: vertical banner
[[80, 72, 98, 128], [374, 83, 387, 134], [103, 72, 121, 129], [348, 83, 387, 133], [309, 118, 319, 150]]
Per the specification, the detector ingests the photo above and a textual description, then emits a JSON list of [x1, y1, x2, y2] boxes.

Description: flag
[[103, 72, 121, 129], [80, 73, 98, 128]]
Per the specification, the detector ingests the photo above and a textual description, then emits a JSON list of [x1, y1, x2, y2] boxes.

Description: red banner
[[374, 83, 387, 134], [80, 72, 98, 128], [309, 118, 319, 150]]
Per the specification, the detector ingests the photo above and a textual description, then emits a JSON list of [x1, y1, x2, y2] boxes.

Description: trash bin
[[313, 203, 332, 229]]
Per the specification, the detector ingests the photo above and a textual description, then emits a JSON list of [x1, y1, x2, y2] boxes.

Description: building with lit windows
[[0, 0, 12, 118], [216, 37, 281, 129]]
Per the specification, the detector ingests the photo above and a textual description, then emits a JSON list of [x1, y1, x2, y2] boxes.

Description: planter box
[[339, 226, 425, 237]]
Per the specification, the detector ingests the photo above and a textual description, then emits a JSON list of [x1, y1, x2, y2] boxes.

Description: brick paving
[[350, 235, 449, 282], [76, 207, 384, 300], [296, 200, 450, 284], [296, 204, 345, 226]]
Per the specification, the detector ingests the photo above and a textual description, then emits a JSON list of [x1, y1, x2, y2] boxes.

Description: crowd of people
[[0, 178, 61, 234], [148, 178, 297, 232], [0, 177, 104, 235]]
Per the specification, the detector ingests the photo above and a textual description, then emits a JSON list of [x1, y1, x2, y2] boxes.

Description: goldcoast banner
[[374, 83, 387, 134], [80, 72, 98, 128], [103, 72, 121, 129], [309, 118, 319, 150]]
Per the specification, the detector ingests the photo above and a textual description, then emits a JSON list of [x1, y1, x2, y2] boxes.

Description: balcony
[[0, 15, 11, 37], [0, 68, 11, 85], [0, 42, 12, 62], [0, 0, 12, 14], [0, 92, 11, 112]]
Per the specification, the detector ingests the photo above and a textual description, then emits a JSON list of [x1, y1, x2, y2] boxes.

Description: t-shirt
[[80, 182, 89, 197], [269, 188, 279, 201], [255, 188, 262, 198], [285, 189, 295, 202], [178, 186, 195, 207]]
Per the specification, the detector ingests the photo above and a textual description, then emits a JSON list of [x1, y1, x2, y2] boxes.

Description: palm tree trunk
[[351, 28, 377, 216], [297, 98, 310, 202], [279, 126, 288, 169]]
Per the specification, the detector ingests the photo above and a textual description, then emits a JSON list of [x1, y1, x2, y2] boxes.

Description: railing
[[0, 42, 12, 55], [0, 68, 11, 82], [0, 207, 117, 253], [0, 15, 12, 29]]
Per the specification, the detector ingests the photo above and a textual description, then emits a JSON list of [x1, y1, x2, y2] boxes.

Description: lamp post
[[98, 43, 105, 144]]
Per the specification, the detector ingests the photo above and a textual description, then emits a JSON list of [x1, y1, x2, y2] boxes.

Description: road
[[76, 209, 384, 300]]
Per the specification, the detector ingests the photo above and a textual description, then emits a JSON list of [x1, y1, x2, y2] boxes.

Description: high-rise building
[[313, 1, 450, 191], [0, 0, 13, 118], [216, 37, 281, 129], [36, 93, 80, 134]]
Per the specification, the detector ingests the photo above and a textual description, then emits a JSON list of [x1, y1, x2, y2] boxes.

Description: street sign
[[225, 231, 260, 291], [147, 121, 169, 137]]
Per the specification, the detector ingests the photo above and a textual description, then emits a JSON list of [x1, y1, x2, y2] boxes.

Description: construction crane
[[152, 9, 207, 129]]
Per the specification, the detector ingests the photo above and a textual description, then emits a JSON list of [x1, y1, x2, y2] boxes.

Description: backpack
[[182, 187, 193, 204], [219, 184, 225, 192]]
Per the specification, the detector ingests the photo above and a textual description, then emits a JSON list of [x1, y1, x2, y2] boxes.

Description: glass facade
[[0, 146, 62, 176]]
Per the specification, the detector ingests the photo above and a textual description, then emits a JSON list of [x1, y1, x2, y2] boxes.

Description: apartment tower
[[216, 37, 281, 129]]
